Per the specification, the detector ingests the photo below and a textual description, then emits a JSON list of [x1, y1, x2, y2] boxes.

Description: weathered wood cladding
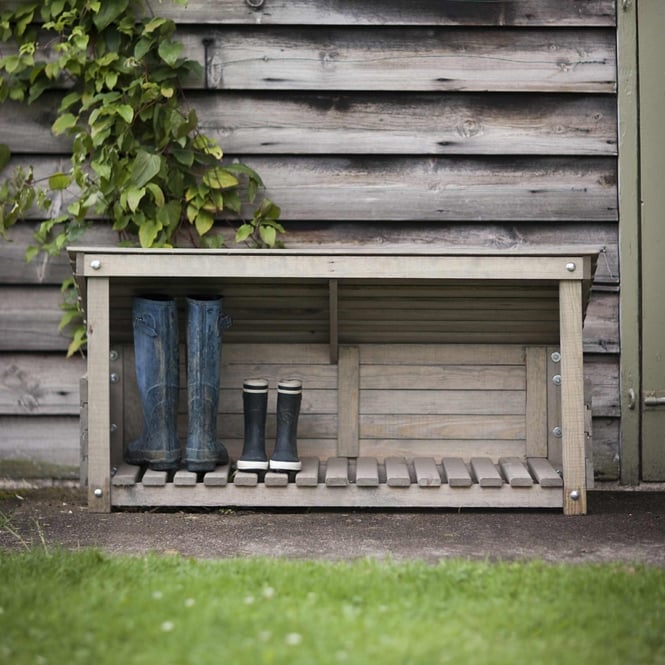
[[0, 1, 621, 479]]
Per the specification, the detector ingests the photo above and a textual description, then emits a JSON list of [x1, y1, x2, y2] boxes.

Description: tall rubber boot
[[184, 295, 232, 472], [237, 378, 269, 471], [270, 379, 303, 471], [125, 295, 180, 471]]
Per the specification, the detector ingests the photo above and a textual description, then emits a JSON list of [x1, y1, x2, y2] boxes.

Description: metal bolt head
[[110, 350, 119, 362], [93, 488, 103, 498], [566, 262, 576, 272], [245, 0, 264, 8], [110, 373, 119, 384], [551, 351, 561, 363], [569, 489, 580, 501], [552, 426, 563, 438], [110, 423, 118, 433], [90, 259, 102, 270], [552, 374, 562, 386]]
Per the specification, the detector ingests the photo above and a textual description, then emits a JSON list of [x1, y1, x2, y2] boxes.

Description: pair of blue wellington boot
[[237, 378, 303, 472], [125, 295, 232, 472]]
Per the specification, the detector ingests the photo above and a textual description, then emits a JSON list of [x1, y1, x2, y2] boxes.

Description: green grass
[[0, 550, 663, 665]]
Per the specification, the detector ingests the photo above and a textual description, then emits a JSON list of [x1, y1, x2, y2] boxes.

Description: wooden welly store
[[72, 247, 597, 515]]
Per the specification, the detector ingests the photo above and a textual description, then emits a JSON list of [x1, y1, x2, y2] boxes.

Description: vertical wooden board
[[526, 346, 548, 457], [559, 280, 587, 515], [385, 456, 411, 487], [80, 376, 88, 486], [547, 346, 563, 470], [86, 277, 111, 511], [109, 345, 124, 468], [442, 457, 473, 487], [356, 457, 379, 486], [527, 458, 563, 487], [204, 464, 230, 487], [499, 457, 534, 487], [112, 463, 140, 486], [470, 457, 504, 487], [337, 346, 359, 457], [326, 457, 349, 486], [296, 456, 319, 487], [413, 457, 441, 487], [329, 279, 338, 363]]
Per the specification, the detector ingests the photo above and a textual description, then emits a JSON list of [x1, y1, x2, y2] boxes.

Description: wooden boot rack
[[70, 247, 598, 515]]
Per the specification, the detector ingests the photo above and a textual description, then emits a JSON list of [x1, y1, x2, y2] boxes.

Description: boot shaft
[[271, 379, 303, 471], [238, 378, 269, 470]]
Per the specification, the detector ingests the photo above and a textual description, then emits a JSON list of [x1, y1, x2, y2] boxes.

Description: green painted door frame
[[618, 0, 665, 483]]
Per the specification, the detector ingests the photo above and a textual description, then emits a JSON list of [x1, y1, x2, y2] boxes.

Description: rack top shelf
[[68, 246, 600, 282]]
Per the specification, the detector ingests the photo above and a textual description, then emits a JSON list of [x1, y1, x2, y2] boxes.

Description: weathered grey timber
[[0, 1, 624, 485]]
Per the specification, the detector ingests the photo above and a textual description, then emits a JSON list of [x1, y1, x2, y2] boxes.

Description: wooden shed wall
[[0, 0, 620, 480]]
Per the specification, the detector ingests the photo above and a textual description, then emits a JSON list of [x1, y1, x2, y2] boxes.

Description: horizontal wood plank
[[149, 0, 616, 27], [1, 93, 617, 156], [9, 156, 618, 222]]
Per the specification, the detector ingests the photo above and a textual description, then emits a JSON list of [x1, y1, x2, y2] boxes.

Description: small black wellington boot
[[270, 379, 303, 472], [184, 295, 232, 472], [125, 295, 180, 471], [237, 378, 269, 471]]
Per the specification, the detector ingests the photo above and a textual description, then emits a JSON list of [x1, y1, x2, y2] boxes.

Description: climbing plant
[[0, 0, 283, 355]]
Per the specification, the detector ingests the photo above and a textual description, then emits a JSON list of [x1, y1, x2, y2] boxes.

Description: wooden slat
[[173, 470, 197, 487], [413, 457, 441, 488], [3, 93, 617, 156], [234, 471, 259, 487], [470, 457, 504, 488], [385, 457, 411, 487], [337, 346, 359, 456], [153, 1, 616, 26], [295, 456, 319, 487], [527, 458, 564, 488], [360, 415, 525, 441], [203, 464, 230, 487], [111, 463, 140, 487], [195, 28, 615, 93], [499, 457, 534, 487], [265, 471, 289, 487], [12, 156, 618, 223], [359, 344, 526, 366], [325, 457, 348, 486], [142, 469, 167, 487], [442, 458, 473, 487], [525, 347, 548, 457], [358, 439, 526, 462], [355, 457, 379, 487]]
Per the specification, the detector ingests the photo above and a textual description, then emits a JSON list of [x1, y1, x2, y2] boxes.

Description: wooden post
[[86, 276, 112, 512], [559, 280, 587, 515]]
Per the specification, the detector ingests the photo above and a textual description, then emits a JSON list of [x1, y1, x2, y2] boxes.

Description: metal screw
[[552, 374, 562, 386], [245, 0, 264, 8], [551, 351, 561, 363], [110, 373, 119, 384], [569, 490, 580, 501], [110, 423, 118, 433], [566, 262, 576, 272], [90, 259, 101, 270], [93, 488, 103, 497], [110, 350, 119, 362], [552, 426, 562, 438]]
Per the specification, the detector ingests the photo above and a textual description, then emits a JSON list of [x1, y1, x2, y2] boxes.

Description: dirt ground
[[0, 486, 663, 565]]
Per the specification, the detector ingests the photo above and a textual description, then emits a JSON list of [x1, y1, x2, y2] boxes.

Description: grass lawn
[[0, 549, 663, 665]]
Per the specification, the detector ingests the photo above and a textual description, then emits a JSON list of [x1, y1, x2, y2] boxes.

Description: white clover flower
[[184, 598, 195, 608], [161, 621, 175, 632], [244, 595, 255, 604], [152, 591, 163, 600], [285, 633, 302, 646], [262, 586, 275, 599]]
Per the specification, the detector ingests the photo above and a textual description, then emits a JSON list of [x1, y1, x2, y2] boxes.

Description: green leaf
[[158, 40, 183, 67], [235, 224, 253, 243], [48, 172, 71, 190], [194, 211, 214, 236], [203, 167, 238, 190], [146, 183, 165, 208], [138, 218, 161, 248], [92, 0, 129, 31], [66, 326, 87, 358], [130, 150, 162, 188], [126, 186, 146, 212], [116, 104, 134, 124], [259, 224, 277, 247], [52, 113, 77, 135], [173, 148, 194, 167]]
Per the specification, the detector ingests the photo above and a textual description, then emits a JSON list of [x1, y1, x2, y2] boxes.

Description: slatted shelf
[[110, 456, 563, 509]]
